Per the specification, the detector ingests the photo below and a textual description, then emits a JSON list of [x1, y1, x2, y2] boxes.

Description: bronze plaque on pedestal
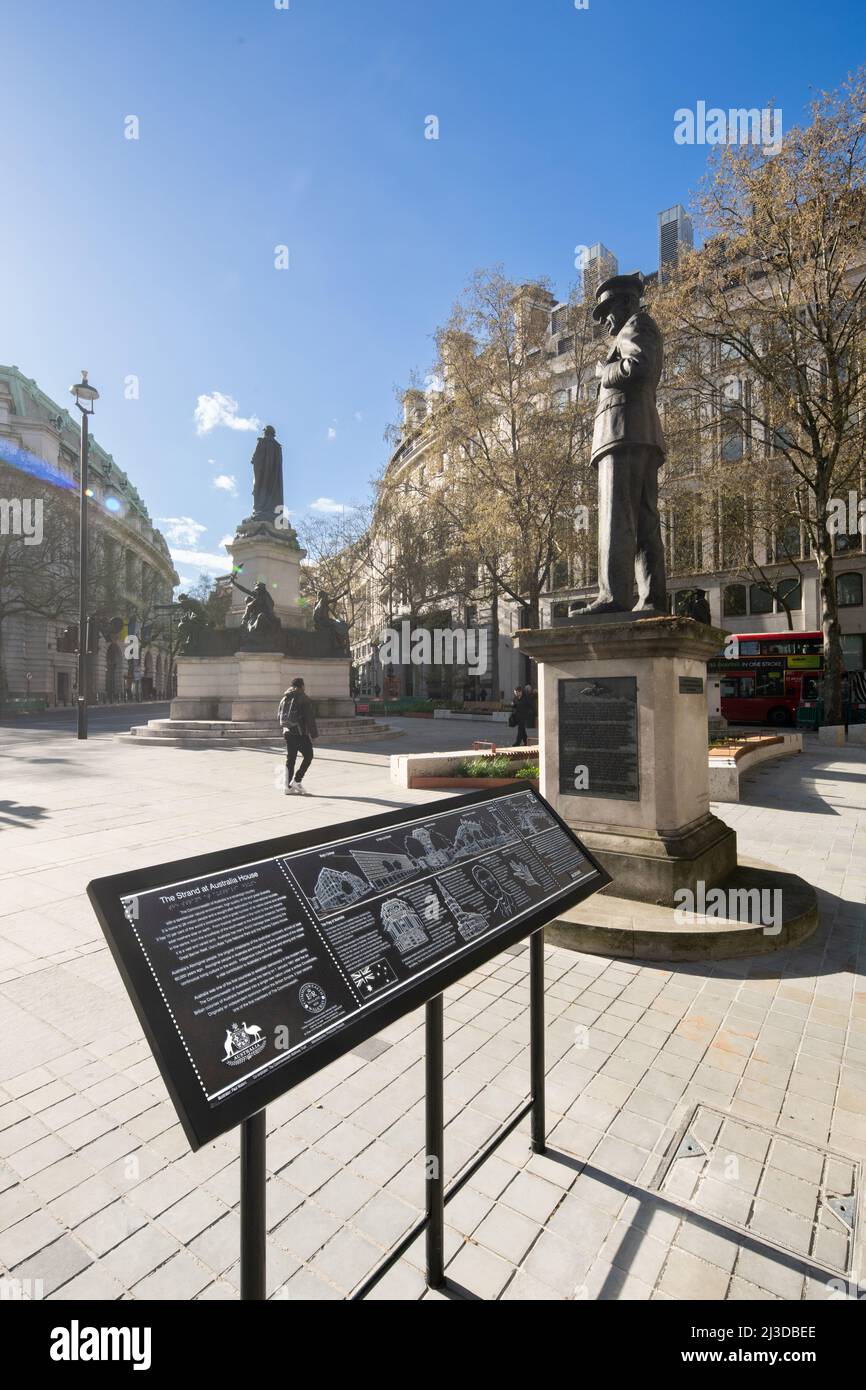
[[558, 676, 640, 801]]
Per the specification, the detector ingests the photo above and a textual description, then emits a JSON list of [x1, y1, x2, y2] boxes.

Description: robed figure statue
[[251, 425, 284, 522]]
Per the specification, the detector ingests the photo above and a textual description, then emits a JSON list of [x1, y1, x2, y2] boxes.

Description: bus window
[[802, 677, 820, 700], [725, 675, 755, 698], [756, 671, 785, 696], [739, 641, 760, 656]]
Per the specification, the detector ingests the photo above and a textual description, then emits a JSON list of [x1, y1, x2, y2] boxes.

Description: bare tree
[[657, 71, 866, 721]]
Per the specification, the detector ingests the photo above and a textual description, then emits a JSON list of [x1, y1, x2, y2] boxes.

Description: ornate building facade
[[0, 365, 178, 706]]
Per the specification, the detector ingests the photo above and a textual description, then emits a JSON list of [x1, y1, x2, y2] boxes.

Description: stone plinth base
[[173, 651, 353, 721], [515, 616, 736, 908], [226, 530, 307, 629], [545, 860, 818, 961], [579, 813, 737, 907]]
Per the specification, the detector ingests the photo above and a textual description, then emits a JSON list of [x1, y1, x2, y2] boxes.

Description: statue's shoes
[[568, 599, 627, 616]]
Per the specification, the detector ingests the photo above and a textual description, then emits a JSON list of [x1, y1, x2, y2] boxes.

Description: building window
[[723, 584, 747, 617], [776, 577, 802, 612], [837, 572, 863, 608], [749, 584, 774, 615], [557, 336, 574, 355], [841, 633, 864, 671], [720, 379, 748, 463]]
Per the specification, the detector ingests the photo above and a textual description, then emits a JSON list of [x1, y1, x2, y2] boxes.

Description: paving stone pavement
[[0, 721, 863, 1300]]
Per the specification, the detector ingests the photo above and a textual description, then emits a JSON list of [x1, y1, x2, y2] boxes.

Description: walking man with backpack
[[278, 677, 319, 795]]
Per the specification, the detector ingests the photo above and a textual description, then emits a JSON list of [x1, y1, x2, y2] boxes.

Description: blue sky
[[3, 0, 864, 584]]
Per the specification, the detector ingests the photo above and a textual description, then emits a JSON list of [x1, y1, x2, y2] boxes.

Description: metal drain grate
[[654, 1104, 861, 1276]]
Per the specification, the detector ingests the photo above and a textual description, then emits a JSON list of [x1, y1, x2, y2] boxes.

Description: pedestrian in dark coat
[[510, 686, 530, 747], [278, 677, 319, 795]]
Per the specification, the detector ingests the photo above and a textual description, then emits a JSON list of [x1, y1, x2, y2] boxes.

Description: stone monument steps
[[121, 716, 398, 748]]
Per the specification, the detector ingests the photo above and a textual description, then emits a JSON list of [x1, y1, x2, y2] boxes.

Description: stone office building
[[0, 365, 178, 707]]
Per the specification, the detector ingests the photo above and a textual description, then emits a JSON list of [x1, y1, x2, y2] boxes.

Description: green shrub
[[455, 756, 538, 779]]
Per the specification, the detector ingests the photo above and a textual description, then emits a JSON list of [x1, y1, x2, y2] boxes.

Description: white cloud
[[169, 546, 232, 577], [218, 534, 234, 549], [327, 426, 337, 440], [156, 516, 208, 547], [194, 392, 260, 436], [354, 411, 363, 422], [310, 497, 346, 514], [212, 473, 238, 496]]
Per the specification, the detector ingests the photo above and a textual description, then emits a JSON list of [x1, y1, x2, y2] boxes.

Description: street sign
[[88, 786, 609, 1149]]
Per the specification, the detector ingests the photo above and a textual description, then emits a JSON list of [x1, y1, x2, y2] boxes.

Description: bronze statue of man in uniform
[[571, 272, 667, 616]]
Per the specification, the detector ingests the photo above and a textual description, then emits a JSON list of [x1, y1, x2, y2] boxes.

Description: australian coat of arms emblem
[[222, 1020, 266, 1067]]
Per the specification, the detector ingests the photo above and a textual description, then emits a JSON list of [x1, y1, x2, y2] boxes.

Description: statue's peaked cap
[[592, 272, 645, 321]]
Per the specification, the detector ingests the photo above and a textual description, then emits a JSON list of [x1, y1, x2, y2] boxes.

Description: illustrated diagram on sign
[[510, 793, 555, 836], [311, 865, 368, 913], [380, 897, 429, 954], [403, 824, 451, 869], [349, 847, 416, 890], [509, 858, 539, 887], [451, 809, 513, 858], [351, 959, 398, 997], [471, 862, 514, 917], [434, 879, 488, 942]]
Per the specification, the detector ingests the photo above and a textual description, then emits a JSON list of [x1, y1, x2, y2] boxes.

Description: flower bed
[[409, 751, 539, 791]]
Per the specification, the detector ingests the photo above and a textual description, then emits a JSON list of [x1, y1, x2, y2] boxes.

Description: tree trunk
[[487, 577, 500, 700], [815, 539, 844, 725]]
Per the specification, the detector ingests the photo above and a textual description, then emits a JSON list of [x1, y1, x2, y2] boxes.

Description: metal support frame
[[240, 1110, 267, 1300], [233, 930, 547, 1301], [352, 927, 547, 1300]]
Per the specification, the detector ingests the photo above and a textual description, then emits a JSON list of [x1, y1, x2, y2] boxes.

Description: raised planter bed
[[708, 732, 802, 803], [391, 745, 539, 790], [409, 775, 539, 790]]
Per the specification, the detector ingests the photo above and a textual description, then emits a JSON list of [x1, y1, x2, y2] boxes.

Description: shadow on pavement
[[0, 799, 49, 827]]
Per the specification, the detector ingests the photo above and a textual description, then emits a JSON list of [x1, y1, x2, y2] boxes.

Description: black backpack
[[279, 692, 302, 732]]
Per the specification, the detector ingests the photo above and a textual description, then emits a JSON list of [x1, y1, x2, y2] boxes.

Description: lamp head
[[70, 370, 99, 409]]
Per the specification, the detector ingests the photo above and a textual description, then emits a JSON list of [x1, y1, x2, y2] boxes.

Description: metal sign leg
[[425, 994, 445, 1289], [240, 1109, 267, 1300], [530, 929, 546, 1154]]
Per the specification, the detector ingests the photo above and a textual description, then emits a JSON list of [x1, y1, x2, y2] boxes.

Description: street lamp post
[[70, 371, 99, 739]]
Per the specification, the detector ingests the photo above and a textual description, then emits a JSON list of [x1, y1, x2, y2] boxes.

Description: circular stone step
[[545, 860, 818, 961]]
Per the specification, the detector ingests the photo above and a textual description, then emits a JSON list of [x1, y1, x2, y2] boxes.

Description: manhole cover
[[654, 1104, 861, 1276]]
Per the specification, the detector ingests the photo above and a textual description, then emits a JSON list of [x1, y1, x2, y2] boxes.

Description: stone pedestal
[[226, 528, 307, 630], [515, 616, 737, 907], [172, 651, 354, 721]]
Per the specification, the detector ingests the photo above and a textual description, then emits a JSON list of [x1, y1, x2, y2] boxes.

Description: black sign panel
[[678, 676, 704, 694], [558, 676, 640, 801], [87, 786, 610, 1149]]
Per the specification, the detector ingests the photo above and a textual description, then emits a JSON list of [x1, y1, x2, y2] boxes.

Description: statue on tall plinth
[[571, 272, 667, 617], [251, 424, 284, 521], [233, 424, 301, 548]]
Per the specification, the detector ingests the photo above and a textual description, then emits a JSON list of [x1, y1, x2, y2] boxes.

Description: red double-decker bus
[[708, 631, 824, 726]]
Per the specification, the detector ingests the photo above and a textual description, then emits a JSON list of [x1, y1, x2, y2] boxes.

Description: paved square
[[0, 717, 864, 1300]]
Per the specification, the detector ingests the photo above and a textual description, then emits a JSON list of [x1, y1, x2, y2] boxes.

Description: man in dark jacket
[[278, 677, 319, 795], [571, 272, 667, 616], [511, 687, 530, 747]]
